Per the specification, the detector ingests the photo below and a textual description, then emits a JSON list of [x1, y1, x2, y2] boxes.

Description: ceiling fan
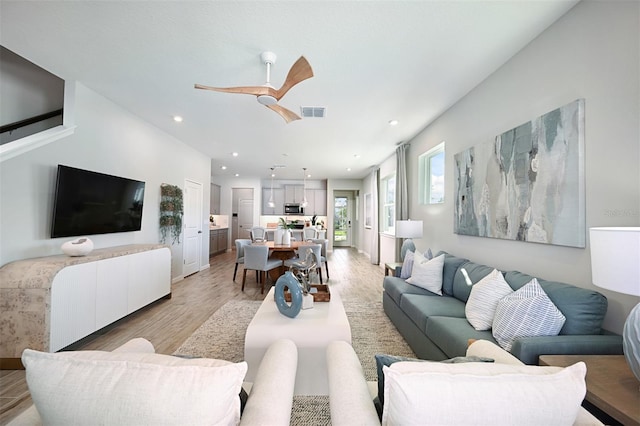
[[195, 51, 313, 123]]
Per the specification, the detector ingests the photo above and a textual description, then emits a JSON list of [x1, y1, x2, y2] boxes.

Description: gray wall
[[406, 0, 639, 333], [0, 83, 211, 280]]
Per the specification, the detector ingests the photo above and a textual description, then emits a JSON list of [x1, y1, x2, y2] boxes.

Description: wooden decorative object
[[285, 284, 331, 302]]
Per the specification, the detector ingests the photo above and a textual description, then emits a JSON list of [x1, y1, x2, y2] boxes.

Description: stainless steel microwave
[[284, 203, 303, 214]]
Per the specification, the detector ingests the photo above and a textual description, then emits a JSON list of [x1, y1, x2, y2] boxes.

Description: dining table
[[251, 240, 314, 280]]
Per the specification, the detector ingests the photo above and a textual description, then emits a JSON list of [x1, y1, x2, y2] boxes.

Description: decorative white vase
[[282, 230, 291, 245], [275, 228, 283, 245], [61, 237, 94, 257], [623, 303, 640, 383]]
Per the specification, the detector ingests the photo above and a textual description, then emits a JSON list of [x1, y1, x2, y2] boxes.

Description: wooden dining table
[[251, 240, 314, 280]]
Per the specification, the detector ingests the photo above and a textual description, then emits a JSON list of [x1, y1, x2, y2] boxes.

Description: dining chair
[[250, 227, 267, 242], [284, 243, 323, 284], [312, 238, 330, 280], [233, 239, 253, 282], [242, 245, 283, 294], [302, 227, 317, 241]]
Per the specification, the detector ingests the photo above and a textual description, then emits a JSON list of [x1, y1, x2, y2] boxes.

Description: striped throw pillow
[[492, 278, 566, 351]]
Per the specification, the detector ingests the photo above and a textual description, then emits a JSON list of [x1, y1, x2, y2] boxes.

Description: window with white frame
[[381, 173, 396, 233], [419, 142, 445, 204]]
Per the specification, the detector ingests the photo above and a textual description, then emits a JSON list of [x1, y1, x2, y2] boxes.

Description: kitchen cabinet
[[262, 188, 285, 215], [209, 228, 228, 256], [301, 189, 327, 216], [210, 183, 221, 214], [284, 185, 305, 204], [313, 189, 327, 215]]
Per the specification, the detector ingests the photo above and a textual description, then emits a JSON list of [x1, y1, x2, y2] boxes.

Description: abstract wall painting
[[453, 99, 585, 248]]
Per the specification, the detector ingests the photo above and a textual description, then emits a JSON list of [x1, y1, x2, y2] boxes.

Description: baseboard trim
[[172, 275, 184, 284], [0, 358, 23, 370]]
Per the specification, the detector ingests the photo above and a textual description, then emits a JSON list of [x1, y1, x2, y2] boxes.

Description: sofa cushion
[[406, 253, 445, 294], [436, 251, 469, 296], [400, 293, 466, 331], [426, 316, 496, 358], [505, 270, 607, 335], [452, 261, 496, 303], [381, 360, 587, 426], [383, 276, 437, 306], [465, 269, 514, 330], [22, 349, 247, 426], [493, 279, 566, 351]]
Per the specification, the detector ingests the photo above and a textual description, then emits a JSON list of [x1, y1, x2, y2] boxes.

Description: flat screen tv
[[51, 165, 145, 238]]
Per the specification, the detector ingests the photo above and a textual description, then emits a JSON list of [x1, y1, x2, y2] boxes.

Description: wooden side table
[[384, 262, 403, 277], [539, 355, 639, 426]]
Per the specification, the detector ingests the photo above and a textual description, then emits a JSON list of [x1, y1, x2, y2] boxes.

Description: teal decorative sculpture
[[274, 271, 303, 318]]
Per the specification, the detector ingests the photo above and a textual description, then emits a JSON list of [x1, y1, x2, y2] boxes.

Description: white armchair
[[8, 338, 297, 426], [327, 340, 603, 426]]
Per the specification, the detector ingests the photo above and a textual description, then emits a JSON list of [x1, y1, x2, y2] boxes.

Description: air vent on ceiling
[[300, 106, 326, 118]]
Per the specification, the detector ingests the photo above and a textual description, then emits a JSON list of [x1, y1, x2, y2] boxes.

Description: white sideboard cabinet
[[0, 244, 171, 367]]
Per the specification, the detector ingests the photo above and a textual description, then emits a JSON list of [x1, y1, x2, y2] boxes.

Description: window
[[419, 142, 445, 204], [381, 174, 396, 233]]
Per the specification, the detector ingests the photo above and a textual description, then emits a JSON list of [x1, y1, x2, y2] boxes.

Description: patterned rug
[[174, 298, 414, 425]]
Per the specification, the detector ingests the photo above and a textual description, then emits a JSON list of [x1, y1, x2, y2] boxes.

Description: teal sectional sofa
[[383, 252, 623, 364]]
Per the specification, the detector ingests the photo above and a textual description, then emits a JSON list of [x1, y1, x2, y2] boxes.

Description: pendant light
[[268, 168, 275, 208], [301, 167, 308, 208]]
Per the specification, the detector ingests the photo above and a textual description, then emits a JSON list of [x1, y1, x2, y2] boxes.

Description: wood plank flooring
[[0, 247, 384, 425]]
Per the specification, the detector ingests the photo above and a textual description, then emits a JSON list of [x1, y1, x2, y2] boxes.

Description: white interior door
[[238, 198, 253, 240], [183, 179, 203, 277]]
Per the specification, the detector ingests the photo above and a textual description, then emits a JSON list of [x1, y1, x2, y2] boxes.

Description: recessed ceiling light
[[220, 166, 227, 170], [388, 119, 398, 126], [173, 115, 183, 123], [232, 152, 238, 157], [346, 168, 352, 172], [234, 173, 240, 177]]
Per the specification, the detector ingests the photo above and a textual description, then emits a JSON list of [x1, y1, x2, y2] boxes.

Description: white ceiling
[[0, 1, 578, 180]]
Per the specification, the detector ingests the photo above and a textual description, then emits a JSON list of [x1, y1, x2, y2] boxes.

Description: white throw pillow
[[492, 278, 566, 351], [406, 253, 445, 295], [381, 360, 586, 426], [22, 349, 247, 426], [400, 250, 416, 279], [465, 269, 514, 331]]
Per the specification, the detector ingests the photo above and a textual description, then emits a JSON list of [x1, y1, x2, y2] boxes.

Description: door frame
[[333, 191, 354, 247]]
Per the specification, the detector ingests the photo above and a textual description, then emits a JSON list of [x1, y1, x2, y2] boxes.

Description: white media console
[[0, 244, 171, 368]]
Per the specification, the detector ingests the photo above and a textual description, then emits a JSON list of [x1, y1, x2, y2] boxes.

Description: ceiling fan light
[[257, 95, 277, 105]]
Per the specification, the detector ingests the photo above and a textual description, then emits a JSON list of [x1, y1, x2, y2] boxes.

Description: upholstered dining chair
[[250, 226, 267, 242], [284, 243, 323, 284], [312, 238, 330, 280], [233, 239, 253, 282], [242, 245, 283, 294], [302, 227, 317, 241]]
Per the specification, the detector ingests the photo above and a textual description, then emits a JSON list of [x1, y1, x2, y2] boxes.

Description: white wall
[[406, 0, 639, 333], [0, 83, 212, 280]]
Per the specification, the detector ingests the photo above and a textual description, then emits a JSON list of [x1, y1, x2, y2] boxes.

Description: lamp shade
[[589, 227, 640, 297], [395, 220, 423, 239]]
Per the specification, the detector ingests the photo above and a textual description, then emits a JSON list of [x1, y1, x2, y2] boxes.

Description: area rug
[[173, 298, 415, 425]]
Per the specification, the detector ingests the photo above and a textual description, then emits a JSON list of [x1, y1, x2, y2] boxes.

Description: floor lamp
[[589, 227, 640, 383], [396, 220, 423, 261]]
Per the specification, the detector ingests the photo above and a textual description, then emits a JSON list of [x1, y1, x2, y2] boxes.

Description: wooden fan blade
[[275, 56, 314, 100], [266, 104, 301, 123], [194, 83, 276, 97]]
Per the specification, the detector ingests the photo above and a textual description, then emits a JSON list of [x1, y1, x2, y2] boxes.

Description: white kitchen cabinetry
[[210, 183, 221, 214], [262, 188, 285, 215], [285, 185, 305, 204]]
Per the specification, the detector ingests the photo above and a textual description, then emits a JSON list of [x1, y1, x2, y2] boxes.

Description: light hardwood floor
[[0, 246, 384, 425]]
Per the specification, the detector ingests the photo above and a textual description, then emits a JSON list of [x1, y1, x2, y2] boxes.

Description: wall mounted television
[[51, 165, 146, 238]]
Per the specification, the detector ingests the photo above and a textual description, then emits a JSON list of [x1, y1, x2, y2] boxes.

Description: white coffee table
[[244, 286, 351, 395]]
